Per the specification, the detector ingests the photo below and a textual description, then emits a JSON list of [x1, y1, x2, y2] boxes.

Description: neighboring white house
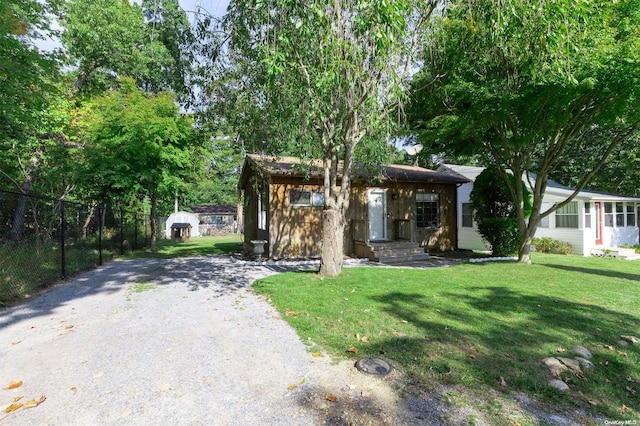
[[438, 164, 640, 256], [164, 211, 200, 239]]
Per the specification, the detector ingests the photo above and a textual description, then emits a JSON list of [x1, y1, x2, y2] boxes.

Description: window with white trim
[[584, 202, 591, 228], [289, 189, 324, 206], [556, 202, 578, 228], [616, 203, 625, 227], [461, 203, 473, 228], [416, 193, 440, 229], [626, 203, 636, 227], [604, 202, 614, 227]]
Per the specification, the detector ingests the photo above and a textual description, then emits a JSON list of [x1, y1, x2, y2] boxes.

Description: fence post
[[120, 206, 124, 256], [135, 213, 138, 250], [98, 205, 103, 265], [60, 199, 66, 279]]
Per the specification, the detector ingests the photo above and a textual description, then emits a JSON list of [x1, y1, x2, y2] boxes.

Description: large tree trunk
[[319, 208, 344, 277], [10, 176, 34, 241], [82, 205, 95, 239], [149, 196, 158, 252], [518, 231, 535, 264]]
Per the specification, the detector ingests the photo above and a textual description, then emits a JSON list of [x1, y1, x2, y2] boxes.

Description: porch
[[591, 247, 640, 260], [351, 219, 430, 263]]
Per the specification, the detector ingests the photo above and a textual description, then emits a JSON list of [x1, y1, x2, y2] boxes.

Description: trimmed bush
[[532, 237, 572, 255], [470, 165, 531, 256]]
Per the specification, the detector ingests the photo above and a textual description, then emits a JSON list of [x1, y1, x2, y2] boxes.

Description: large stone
[[557, 357, 583, 375], [574, 357, 594, 369], [542, 357, 568, 377], [570, 345, 592, 359], [621, 335, 640, 345], [549, 379, 570, 391]]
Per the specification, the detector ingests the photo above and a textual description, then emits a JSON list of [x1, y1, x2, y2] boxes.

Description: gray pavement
[[0, 256, 430, 425]]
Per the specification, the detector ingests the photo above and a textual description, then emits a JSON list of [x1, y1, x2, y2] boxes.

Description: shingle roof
[[244, 154, 468, 185], [190, 205, 237, 215], [170, 222, 191, 229]]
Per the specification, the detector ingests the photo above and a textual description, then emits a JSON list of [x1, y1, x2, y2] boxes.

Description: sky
[[37, 0, 230, 52]]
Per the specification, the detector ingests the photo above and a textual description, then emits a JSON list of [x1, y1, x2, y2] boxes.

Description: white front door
[[368, 189, 387, 241]]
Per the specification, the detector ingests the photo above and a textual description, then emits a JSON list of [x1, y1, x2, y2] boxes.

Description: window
[[584, 202, 591, 228], [289, 189, 324, 206], [556, 202, 578, 228], [461, 203, 473, 227], [204, 215, 225, 225], [604, 202, 614, 227], [626, 203, 636, 227], [616, 203, 625, 227], [258, 189, 267, 230], [416, 193, 440, 229]]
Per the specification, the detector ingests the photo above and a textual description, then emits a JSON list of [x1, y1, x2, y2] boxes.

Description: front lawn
[[253, 254, 640, 424], [126, 234, 243, 259]]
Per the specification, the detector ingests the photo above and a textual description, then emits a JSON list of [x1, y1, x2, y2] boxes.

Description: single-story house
[[190, 205, 238, 235], [164, 211, 200, 239], [238, 154, 468, 261], [437, 164, 640, 256]]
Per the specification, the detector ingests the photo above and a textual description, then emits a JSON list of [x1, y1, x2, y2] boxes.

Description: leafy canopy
[[79, 77, 196, 209], [407, 0, 640, 262]]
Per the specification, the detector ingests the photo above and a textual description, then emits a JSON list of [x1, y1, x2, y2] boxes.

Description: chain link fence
[[0, 189, 154, 305]]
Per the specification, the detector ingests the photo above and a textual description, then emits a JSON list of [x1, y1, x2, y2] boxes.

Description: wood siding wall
[[268, 177, 324, 259], [243, 174, 459, 258], [349, 182, 458, 252]]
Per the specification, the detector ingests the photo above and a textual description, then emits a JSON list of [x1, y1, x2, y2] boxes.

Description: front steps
[[368, 241, 430, 263], [591, 247, 640, 260]]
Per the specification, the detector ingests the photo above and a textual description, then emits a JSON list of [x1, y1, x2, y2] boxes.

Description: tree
[[548, 127, 640, 197], [222, 0, 440, 276], [79, 78, 197, 250], [141, 0, 194, 100], [0, 0, 66, 240], [407, 0, 640, 263], [470, 166, 531, 256], [61, 0, 183, 96]]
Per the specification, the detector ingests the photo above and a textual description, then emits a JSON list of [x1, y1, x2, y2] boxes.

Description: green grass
[[253, 254, 640, 424], [125, 235, 243, 259]]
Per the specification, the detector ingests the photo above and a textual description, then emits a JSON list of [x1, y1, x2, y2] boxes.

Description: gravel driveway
[[0, 256, 436, 425]]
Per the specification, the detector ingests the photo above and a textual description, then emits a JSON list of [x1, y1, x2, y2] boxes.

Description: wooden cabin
[[238, 154, 468, 262]]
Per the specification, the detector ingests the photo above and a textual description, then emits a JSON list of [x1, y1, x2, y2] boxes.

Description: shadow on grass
[[367, 287, 640, 421], [537, 262, 640, 283]]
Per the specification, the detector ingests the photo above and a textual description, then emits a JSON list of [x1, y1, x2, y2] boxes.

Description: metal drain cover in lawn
[[355, 357, 392, 376]]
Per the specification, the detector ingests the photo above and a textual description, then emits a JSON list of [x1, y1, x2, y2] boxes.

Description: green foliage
[[0, 0, 59, 150], [62, 0, 148, 94], [222, 0, 438, 164], [407, 0, 640, 262], [470, 166, 531, 256], [476, 217, 519, 256], [532, 237, 572, 255], [141, 0, 194, 99], [548, 128, 640, 196], [79, 77, 197, 212], [61, 0, 190, 97], [223, 0, 440, 274]]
